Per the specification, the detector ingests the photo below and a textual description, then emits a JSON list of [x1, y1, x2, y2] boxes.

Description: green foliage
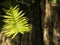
[[51, 0, 57, 4], [49, 0, 57, 5], [2, 5, 32, 39], [16, 0, 35, 4]]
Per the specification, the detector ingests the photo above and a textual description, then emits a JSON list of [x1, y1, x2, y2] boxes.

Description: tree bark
[[43, 0, 51, 45]]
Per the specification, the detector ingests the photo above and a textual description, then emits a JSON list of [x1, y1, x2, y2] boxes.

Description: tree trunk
[[42, 0, 51, 45], [0, 31, 12, 45]]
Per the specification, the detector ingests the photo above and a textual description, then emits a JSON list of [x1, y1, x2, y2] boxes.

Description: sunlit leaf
[[3, 5, 32, 39]]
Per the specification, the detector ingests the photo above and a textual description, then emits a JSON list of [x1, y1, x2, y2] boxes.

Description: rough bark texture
[[42, 0, 60, 45], [43, 0, 51, 45], [0, 31, 11, 45]]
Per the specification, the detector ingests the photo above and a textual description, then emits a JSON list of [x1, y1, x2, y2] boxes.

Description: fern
[[2, 5, 32, 39]]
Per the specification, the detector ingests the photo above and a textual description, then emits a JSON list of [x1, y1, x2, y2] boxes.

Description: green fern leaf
[[3, 5, 32, 39]]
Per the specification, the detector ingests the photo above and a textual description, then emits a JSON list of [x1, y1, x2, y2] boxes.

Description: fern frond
[[3, 5, 32, 39]]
